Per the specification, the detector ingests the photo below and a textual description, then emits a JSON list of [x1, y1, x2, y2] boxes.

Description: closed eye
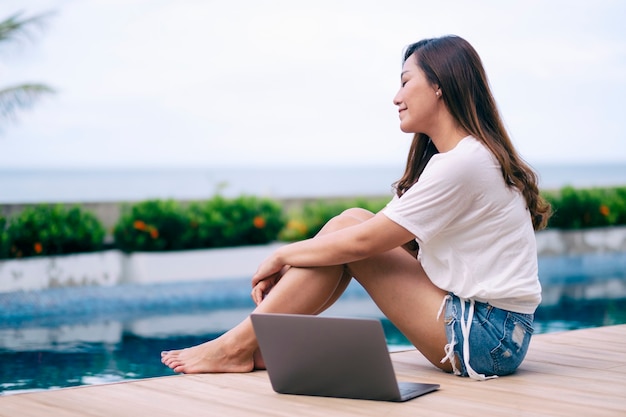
[[400, 70, 410, 87]]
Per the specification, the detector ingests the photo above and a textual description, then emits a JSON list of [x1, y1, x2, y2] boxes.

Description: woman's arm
[[251, 212, 415, 287]]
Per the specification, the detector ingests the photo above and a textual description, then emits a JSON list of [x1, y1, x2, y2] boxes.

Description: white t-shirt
[[382, 136, 541, 314]]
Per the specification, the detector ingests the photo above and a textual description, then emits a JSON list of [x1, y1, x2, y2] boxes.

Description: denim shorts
[[442, 293, 535, 378]]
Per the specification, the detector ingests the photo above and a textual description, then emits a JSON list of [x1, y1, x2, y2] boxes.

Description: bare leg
[[161, 207, 451, 373], [317, 212, 451, 370], [160, 209, 365, 374], [268, 209, 451, 370], [348, 249, 451, 371]]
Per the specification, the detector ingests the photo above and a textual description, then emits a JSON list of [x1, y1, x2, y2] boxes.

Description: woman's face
[[393, 54, 441, 134]]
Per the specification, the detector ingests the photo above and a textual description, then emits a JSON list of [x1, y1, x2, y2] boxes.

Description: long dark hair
[[393, 35, 551, 230]]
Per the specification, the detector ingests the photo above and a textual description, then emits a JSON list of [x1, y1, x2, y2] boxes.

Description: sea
[[1, 163, 625, 204]]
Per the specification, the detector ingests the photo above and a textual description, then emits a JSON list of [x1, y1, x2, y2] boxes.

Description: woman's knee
[[319, 208, 374, 234], [340, 207, 375, 221]]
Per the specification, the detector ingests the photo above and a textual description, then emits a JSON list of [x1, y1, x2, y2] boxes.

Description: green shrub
[[113, 200, 189, 252], [613, 187, 626, 225], [184, 197, 230, 249], [3, 205, 105, 258], [113, 196, 285, 252], [279, 197, 388, 241], [225, 195, 285, 246], [186, 195, 285, 248], [543, 186, 626, 229], [2, 186, 625, 259], [0, 216, 9, 259]]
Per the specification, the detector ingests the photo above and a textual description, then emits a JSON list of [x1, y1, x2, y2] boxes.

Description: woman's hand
[[251, 272, 281, 305], [252, 252, 285, 287], [251, 251, 289, 305]]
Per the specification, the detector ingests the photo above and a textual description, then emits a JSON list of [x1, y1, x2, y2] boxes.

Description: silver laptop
[[250, 313, 440, 402]]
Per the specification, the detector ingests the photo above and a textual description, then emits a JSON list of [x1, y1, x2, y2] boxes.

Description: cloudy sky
[[1, 0, 625, 169]]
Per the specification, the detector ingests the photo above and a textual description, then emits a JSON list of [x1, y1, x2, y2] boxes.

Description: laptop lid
[[250, 313, 439, 402]]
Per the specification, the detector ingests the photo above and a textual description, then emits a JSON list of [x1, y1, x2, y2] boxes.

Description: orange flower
[[253, 216, 266, 229], [599, 205, 610, 217], [34, 242, 43, 254], [133, 220, 147, 230], [150, 228, 159, 239]]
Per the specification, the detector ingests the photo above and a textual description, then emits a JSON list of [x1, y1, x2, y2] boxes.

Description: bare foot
[[161, 338, 255, 374], [253, 348, 266, 370]]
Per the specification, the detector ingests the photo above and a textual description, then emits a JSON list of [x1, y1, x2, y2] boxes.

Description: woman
[[161, 35, 551, 380]]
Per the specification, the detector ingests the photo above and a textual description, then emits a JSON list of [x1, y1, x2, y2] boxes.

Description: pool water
[[1, 294, 624, 396]]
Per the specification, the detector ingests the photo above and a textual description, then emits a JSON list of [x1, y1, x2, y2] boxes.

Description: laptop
[[250, 313, 440, 402]]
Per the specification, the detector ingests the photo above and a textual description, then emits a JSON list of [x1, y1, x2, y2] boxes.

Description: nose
[[393, 90, 402, 106]]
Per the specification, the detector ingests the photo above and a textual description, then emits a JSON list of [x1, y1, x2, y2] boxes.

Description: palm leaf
[[0, 11, 56, 127], [0, 11, 53, 45], [0, 84, 55, 120]]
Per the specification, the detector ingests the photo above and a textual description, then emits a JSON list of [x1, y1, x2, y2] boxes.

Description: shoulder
[[425, 136, 497, 184]]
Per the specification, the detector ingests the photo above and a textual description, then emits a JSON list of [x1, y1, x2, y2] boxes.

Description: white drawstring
[[438, 295, 498, 381], [436, 294, 452, 321], [437, 295, 460, 375], [459, 298, 498, 381]]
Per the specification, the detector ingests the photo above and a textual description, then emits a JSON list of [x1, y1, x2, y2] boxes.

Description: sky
[[1, 0, 625, 169]]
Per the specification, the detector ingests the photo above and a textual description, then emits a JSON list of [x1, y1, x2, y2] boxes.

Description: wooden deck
[[1, 324, 625, 417]]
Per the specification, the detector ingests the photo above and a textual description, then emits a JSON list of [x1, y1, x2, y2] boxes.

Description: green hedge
[[1, 205, 105, 259], [185, 196, 285, 249], [0, 216, 9, 259], [113, 196, 286, 253], [113, 199, 189, 253], [0, 186, 625, 259], [542, 186, 626, 229]]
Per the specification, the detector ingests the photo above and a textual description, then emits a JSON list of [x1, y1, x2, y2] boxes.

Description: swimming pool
[[1, 253, 625, 396]]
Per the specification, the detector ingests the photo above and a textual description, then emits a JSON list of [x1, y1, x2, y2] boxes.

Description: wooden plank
[[1, 325, 624, 417]]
